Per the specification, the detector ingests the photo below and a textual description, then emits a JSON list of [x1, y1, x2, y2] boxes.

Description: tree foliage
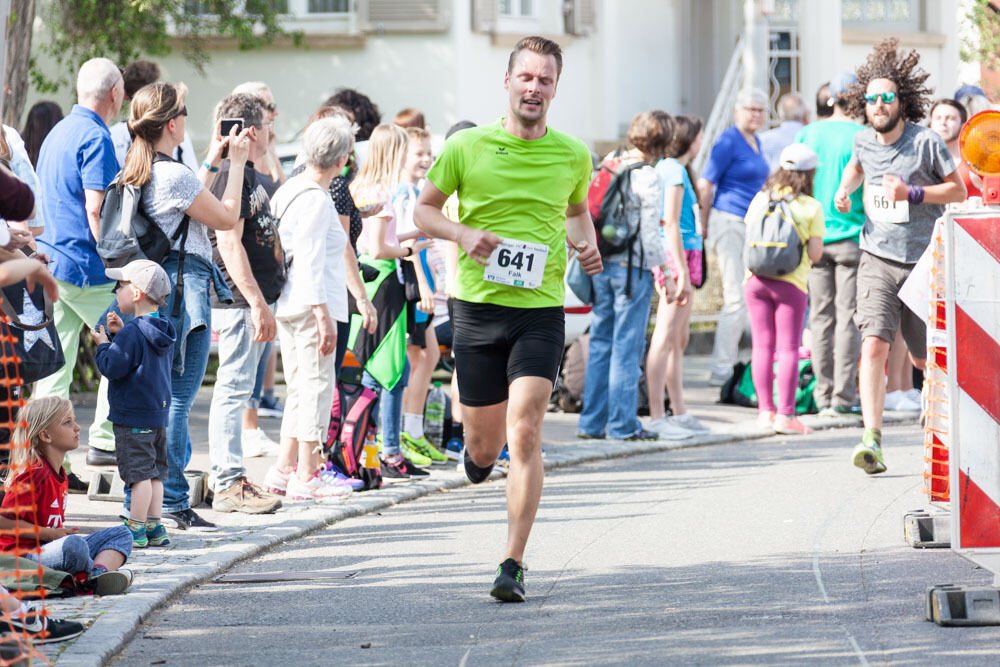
[[961, 0, 1000, 73], [29, 0, 302, 95]]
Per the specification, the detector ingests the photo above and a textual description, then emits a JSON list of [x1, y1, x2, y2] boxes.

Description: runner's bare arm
[[565, 200, 602, 276], [415, 182, 499, 266], [834, 162, 865, 213], [883, 170, 966, 205]]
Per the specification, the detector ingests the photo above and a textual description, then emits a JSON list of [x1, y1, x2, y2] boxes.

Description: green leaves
[[31, 0, 301, 95]]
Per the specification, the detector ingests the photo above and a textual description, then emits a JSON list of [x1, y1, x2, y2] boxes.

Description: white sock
[[404, 413, 424, 439]]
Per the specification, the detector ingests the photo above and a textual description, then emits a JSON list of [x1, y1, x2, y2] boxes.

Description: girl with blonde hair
[[0, 397, 133, 594]]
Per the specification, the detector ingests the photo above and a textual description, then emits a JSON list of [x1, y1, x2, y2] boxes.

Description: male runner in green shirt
[[415, 36, 602, 602]]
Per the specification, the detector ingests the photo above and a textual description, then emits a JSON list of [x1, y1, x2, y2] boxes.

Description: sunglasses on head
[[265, 102, 277, 113], [172, 106, 188, 119], [864, 91, 897, 105]]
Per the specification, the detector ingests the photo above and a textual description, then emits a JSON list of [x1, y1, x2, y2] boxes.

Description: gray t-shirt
[[849, 122, 955, 264], [142, 160, 213, 263]]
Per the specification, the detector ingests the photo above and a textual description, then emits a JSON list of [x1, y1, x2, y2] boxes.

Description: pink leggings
[[744, 276, 807, 415]]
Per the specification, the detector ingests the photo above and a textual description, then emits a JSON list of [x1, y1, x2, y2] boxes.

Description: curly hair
[[846, 38, 933, 123]]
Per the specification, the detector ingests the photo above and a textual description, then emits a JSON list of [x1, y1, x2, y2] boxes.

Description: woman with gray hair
[[265, 116, 362, 501], [696, 87, 770, 386]]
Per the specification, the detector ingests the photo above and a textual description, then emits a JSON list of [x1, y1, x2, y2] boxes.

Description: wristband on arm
[[907, 184, 925, 205]]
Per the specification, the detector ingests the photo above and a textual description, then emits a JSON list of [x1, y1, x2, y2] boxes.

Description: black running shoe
[[67, 472, 88, 494], [0, 611, 84, 644], [396, 458, 429, 477], [490, 557, 526, 602], [381, 456, 411, 481], [163, 508, 216, 530], [463, 447, 494, 484]]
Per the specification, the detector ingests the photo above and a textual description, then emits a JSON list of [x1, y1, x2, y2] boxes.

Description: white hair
[[232, 81, 270, 97], [77, 58, 121, 105], [777, 92, 807, 122], [302, 116, 355, 170], [735, 87, 768, 110]]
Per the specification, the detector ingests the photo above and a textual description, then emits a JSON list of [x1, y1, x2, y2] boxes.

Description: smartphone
[[220, 118, 244, 137]]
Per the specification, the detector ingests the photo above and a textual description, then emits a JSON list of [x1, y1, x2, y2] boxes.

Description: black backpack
[[586, 157, 647, 295], [743, 194, 803, 279]]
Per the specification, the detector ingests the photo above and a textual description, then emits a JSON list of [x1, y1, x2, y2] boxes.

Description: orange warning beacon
[[959, 110, 1000, 205]]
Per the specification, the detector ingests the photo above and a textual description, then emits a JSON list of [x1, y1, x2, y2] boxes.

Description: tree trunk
[[4, 0, 35, 129]]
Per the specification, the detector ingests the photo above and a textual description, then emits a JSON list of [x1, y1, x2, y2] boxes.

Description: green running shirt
[[425, 119, 592, 308]]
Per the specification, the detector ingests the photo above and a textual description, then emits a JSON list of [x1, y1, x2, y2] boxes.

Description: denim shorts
[[114, 424, 168, 485]]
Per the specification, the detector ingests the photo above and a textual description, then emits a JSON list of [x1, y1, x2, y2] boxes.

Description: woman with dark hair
[[577, 111, 676, 442], [21, 101, 63, 169], [744, 143, 825, 436], [646, 115, 709, 438]]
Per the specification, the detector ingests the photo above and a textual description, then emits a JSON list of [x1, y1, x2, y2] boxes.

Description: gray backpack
[[743, 194, 804, 278], [97, 153, 187, 269]]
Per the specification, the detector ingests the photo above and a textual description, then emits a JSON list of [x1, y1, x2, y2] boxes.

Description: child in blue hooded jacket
[[92, 259, 176, 549]]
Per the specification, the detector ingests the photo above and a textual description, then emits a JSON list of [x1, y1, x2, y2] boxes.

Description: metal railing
[[692, 34, 745, 176]]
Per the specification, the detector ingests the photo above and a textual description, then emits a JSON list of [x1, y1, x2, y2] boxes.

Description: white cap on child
[[105, 260, 172, 306], [778, 143, 819, 172]]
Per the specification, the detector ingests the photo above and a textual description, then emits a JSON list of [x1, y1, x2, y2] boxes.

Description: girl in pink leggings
[[743, 144, 825, 435]]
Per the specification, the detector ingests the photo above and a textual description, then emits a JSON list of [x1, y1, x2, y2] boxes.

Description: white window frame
[[841, 0, 921, 33], [499, 0, 534, 18]]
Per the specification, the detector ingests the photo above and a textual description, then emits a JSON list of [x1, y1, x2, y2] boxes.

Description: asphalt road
[[111, 423, 997, 665]]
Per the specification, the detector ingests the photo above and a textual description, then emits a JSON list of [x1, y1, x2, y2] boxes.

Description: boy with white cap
[[91, 259, 176, 548]]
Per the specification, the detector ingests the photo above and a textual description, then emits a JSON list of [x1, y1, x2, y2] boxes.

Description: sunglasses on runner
[[864, 92, 897, 105]]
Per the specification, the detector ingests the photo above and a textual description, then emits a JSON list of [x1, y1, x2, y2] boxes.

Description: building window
[[842, 0, 920, 31], [499, 0, 533, 18], [308, 0, 349, 12]]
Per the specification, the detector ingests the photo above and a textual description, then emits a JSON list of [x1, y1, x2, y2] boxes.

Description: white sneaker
[[905, 388, 922, 406], [263, 465, 292, 496], [286, 474, 348, 501], [885, 390, 920, 412], [670, 413, 710, 433], [243, 429, 281, 458], [647, 416, 693, 440]]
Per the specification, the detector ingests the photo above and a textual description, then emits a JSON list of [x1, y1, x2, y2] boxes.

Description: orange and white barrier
[[944, 210, 1000, 583], [923, 222, 949, 503]]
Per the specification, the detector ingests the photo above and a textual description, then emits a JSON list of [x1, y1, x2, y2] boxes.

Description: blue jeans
[[209, 307, 271, 492], [362, 360, 409, 456], [252, 341, 273, 403], [26, 526, 132, 576], [579, 264, 654, 439]]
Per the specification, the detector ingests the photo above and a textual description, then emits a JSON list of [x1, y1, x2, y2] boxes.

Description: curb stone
[[54, 410, 915, 666]]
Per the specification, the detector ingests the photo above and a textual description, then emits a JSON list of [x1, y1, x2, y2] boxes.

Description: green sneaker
[[852, 429, 887, 474], [125, 519, 147, 548], [144, 521, 171, 547], [399, 438, 432, 467], [401, 432, 448, 464]]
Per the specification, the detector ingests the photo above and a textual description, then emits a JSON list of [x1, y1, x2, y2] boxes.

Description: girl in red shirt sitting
[[0, 397, 132, 595]]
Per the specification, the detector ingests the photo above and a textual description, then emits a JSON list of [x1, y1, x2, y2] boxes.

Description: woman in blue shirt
[[696, 89, 770, 386]]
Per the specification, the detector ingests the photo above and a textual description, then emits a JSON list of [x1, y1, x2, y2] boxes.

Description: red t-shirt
[[958, 160, 982, 199], [0, 459, 67, 553]]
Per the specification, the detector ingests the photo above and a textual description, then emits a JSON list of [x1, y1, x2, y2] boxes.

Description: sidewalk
[[43, 354, 919, 665]]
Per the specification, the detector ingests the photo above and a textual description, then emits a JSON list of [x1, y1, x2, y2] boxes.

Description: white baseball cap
[[778, 143, 819, 172], [106, 259, 172, 306]]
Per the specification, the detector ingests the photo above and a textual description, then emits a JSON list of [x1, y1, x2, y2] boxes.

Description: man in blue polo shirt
[[35, 57, 124, 467], [696, 88, 770, 386]]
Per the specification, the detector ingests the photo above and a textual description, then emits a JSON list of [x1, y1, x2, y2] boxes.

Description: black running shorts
[[451, 299, 564, 406]]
